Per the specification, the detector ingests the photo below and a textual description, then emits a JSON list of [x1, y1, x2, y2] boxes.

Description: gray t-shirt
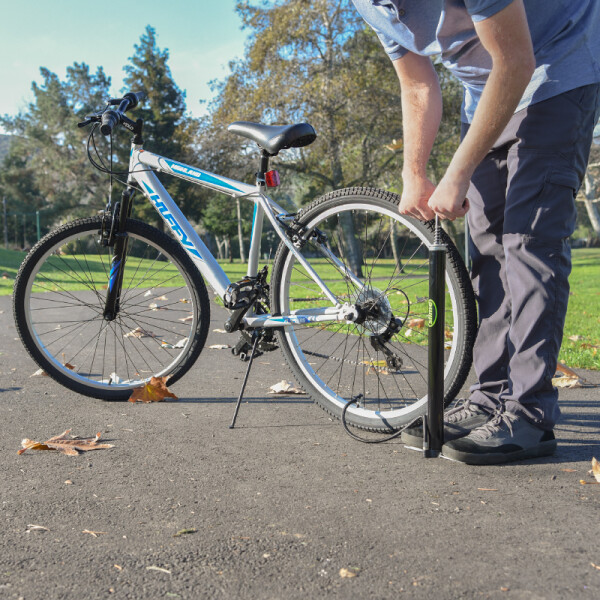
[[351, 0, 600, 122]]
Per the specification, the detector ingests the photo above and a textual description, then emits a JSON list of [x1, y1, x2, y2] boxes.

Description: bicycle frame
[[126, 143, 363, 329]]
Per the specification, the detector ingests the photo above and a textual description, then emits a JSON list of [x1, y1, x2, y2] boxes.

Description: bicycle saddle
[[228, 121, 316, 155]]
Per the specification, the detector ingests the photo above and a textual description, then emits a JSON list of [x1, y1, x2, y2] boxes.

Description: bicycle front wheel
[[14, 216, 210, 400], [271, 187, 476, 431]]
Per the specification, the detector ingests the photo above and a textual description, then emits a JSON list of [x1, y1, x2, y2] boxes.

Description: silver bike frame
[[128, 145, 363, 328]]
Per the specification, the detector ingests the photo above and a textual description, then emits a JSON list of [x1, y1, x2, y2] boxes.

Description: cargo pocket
[[527, 168, 580, 240]]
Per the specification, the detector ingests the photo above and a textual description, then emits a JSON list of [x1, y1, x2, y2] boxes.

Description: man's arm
[[393, 52, 442, 221], [428, 0, 535, 220]]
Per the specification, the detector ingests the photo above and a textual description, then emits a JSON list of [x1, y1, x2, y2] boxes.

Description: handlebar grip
[[123, 91, 147, 110], [100, 110, 119, 136]]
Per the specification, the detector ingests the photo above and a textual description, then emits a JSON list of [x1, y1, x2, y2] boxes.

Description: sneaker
[[401, 400, 492, 449], [441, 410, 557, 465]]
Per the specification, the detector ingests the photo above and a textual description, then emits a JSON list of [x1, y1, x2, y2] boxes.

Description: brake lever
[[78, 111, 103, 128]]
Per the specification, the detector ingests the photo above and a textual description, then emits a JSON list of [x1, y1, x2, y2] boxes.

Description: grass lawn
[[1, 246, 598, 370]]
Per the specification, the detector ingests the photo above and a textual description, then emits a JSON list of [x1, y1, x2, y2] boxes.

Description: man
[[351, 0, 600, 464]]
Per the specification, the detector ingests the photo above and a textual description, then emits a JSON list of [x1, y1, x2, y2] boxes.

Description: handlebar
[[78, 91, 147, 135]]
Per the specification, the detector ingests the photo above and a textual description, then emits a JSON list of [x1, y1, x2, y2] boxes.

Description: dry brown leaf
[[30, 368, 48, 377], [26, 524, 49, 532], [591, 563, 600, 570], [339, 568, 359, 578], [124, 326, 155, 339], [64, 363, 76, 370], [146, 566, 171, 574], [552, 376, 584, 389], [1, 272, 10, 279], [579, 480, 599, 485], [561, 468, 577, 472], [268, 380, 305, 395], [406, 318, 425, 329], [555, 362, 583, 379], [82, 529, 107, 537], [128, 377, 178, 403], [18, 429, 114, 456], [591, 457, 600, 483], [173, 528, 197, 537]]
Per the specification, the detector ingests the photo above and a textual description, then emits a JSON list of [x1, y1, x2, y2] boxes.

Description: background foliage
[[0, 0, 598, 256]]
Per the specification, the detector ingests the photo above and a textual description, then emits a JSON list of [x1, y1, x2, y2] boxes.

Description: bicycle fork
[[103, 188, 135, 321]]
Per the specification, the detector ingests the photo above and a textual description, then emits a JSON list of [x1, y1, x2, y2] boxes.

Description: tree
[[0, 63, 113, 244], [204, 0, 463, 273], [121, 27, 204, 229]]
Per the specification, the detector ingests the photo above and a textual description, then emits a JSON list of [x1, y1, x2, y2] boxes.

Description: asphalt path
[[1, 293, 599, 599]]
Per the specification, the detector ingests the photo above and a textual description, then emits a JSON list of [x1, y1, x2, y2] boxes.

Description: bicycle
[[13, 91, 477, 431]]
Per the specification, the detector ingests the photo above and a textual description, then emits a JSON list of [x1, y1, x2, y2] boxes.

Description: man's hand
[[399, 176, 436, 221], [427, 172, 470, 221]]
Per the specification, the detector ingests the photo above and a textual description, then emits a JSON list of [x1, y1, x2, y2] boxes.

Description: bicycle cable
[[341, 397, 421, 443]]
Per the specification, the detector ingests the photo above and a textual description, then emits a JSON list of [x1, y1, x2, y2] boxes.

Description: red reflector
[[265, 170, 280, 187]]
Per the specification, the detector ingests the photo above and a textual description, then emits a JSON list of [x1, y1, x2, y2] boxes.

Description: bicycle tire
[[14, 216, 210, 400], [271, 187, 476, 431]]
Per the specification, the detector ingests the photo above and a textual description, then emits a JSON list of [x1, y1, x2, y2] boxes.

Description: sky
[[0, 0, 248, 131]]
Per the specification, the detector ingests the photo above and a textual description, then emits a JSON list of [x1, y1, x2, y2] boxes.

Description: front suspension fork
[[103, 187, 135, 321]]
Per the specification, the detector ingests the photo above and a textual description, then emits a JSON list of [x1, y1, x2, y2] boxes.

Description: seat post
[[256, 150, 270, 186]]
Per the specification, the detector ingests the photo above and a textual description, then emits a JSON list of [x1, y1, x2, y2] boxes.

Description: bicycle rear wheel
[[14, 216, 210, 400], [271, 187, 476, 431]]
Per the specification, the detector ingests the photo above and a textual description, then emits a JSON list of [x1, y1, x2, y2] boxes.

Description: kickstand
[[229, 332, 261, 429]]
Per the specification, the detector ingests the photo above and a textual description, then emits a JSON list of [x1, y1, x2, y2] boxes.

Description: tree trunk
[[236, 197, 246, 263], [391, 221, 403, 271], [583, 173, 600, 234]]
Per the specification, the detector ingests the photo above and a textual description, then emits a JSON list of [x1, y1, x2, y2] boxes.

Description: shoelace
[[445, 399, 477, 423], [470, 409, 518, 440]]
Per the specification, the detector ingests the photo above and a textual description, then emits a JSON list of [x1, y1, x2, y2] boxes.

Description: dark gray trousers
[[463, 84, 600, 430]]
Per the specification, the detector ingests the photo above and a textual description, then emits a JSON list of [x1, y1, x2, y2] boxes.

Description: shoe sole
[[441, 440, 557, 465]]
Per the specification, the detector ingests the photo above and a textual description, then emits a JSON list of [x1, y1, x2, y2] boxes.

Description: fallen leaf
[[477, 488, 498, 491], [155, 295, 168, 301], [561, 468, 577, 472], [579, 480, 599, 485], [555, 362, 586, 380], [18, 430, 114, 456], [268, 380, 305, 395], [128, 377, 178, 403], [212, 328, 227, 333], [208, 344, 231, 350], [114, 564, 123, 571], [591, 563, 600, 570], [124, 326, 156, 339], [64, 363, 76, 370], [339, 568, 359, 578], [568, 335, 584, 342], [82, 530, 107, 537], [146, 566, 171, 574], [590, 457, 600, 483], [26, 524, 49, 532], [1, 272, 10, 279], [406, 318, 425, 329], [30, 368, 48, 377], [179, 315, 194, 323], [173, 528, 197, 537], [552, 376, 584, 388], [64, 480, 73, 485]]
